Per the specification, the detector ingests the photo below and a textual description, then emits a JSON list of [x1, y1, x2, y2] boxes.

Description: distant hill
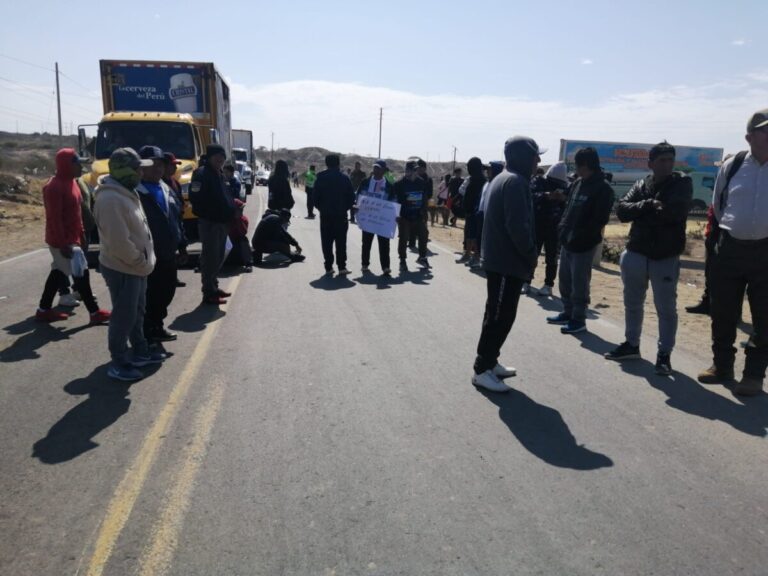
[[254, 146, 465, 180]]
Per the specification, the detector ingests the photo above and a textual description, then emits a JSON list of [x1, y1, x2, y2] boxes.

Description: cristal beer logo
[[169, 84, 197, 99]]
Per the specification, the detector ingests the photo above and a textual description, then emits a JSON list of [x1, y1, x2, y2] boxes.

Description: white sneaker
[[492, 363, 517, 378], [537, 285, 552, 297], [456, 254, 470, 264], [472, 370, 511, 393], [58, 293, 80, 307], [520, 283, 529, 295]]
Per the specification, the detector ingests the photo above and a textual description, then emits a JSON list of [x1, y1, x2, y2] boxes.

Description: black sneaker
[[399, 259, 408, 271], [685, 301, 709, 315], [605, 342, 641, 361], [655, 352, 672, 375]]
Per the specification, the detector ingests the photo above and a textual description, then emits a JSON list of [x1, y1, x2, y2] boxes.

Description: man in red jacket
[[35, 148, 110, 324]]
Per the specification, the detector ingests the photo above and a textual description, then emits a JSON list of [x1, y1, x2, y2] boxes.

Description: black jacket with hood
[[558, 172, 614, 252], [463, 157, 487, 216], [616, 172, 692, 259], [480, 137, 539, 281]]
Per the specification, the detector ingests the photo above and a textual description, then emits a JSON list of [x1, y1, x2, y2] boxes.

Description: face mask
[[111, 166, 141, 189]]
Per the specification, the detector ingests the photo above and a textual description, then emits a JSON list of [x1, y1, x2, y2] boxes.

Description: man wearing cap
[[471, 136, 541, 393], [189, 144, 235, 305], [356, 160, 395, 275], [313, 154, 355, 274], [412, 158, 434, 248], [697, 109, 768, 396], [162, 152, 188, 288], [530, 161, 569, 296], [137, 146, 186, 343], [394, 160, 429, 270], [304, 165, 317, 219], [94, 148, 163, 382], [546, 147, 614, 335], [35, 148, 110, 325], [476, 160, 505, 258]]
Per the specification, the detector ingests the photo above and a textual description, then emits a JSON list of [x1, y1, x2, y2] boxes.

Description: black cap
[[206, 144, 227, 159], [405, 160, 419, 171], [279, 208, 292, 220], [139, 145, 164, 160]]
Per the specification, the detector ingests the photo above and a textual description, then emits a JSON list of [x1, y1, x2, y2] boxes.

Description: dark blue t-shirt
[[141, 181, 168, 215]]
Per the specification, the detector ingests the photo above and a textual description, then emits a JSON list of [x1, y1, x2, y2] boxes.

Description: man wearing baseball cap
[[94, 147, 163, 382], [697, 108, 768, 396]]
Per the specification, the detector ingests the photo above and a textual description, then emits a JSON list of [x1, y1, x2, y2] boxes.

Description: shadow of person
[[353, 270, 402, 290], [618, 359, 768, 438], [168, 305, 225, 333], [31, 362, 157, 464], [1, 318, 92, 363], [309, 274, 356, 291], [572, 330, 616, 357], [397, 267, 433, 286], [477, 387, 614, 470]]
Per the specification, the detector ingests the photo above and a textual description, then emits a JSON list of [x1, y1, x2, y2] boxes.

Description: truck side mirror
[[209, 129, 220, 144], [78, 127, 90, 160]]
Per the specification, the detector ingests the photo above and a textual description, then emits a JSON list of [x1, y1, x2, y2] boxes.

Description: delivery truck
[[78, 59, 232, 239], [232, 129, 254, 194], [559, 139, 723, 211]]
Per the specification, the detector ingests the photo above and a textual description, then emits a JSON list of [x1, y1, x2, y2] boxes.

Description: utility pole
[[55, 62, 63, 137], [270, 132, 274, 167], [377, 108, 382, 158], [451, 146, 457, 171]]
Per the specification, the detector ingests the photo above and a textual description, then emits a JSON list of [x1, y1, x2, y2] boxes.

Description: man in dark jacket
[[313, 154, 355, 274], [530, 161, 569, 296], [604, 142, 692, 374], [356, 160, 396, 274], [137, 146, 187, 342], [472, 136, 543, 393], [457, 157, 486, 266], [547, 147, 614, 334], [447, 167, 464, 226], [394, 160, 429, 270], [251, 209, 304, 265], [189, 144, 235, 305], [162, 152, 188, 288], [349, 161, 366, 223]]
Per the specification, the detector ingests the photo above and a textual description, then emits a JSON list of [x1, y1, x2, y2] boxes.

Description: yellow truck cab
[[79, 60, 232, 240]]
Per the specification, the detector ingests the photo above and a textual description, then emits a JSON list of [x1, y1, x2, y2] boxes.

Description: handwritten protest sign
[[356, 196, 401, 239]]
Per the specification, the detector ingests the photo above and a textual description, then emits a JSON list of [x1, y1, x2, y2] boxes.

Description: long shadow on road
[[168, 304, 225, 333], [478, 387, 614, 471], [31, 362, 156, 464], [1, 316, 92, 363]]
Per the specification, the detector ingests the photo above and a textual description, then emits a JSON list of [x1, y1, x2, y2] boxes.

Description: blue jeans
[[558, 246, 598, 322], [101, 264, 149, 366]]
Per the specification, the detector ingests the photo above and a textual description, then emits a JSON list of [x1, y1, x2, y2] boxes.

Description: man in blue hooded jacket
[[472, 136, 543, 392]]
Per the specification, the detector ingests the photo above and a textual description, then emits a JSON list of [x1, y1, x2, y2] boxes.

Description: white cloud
[[581, 59, 594, 65], [230, 73, 768, 162], [732, 39, 746, 46]]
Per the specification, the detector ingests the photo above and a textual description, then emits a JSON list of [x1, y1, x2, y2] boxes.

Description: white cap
[[545, 161, 568, 185]]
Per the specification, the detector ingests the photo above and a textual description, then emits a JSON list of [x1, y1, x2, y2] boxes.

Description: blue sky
[[1, 0, 767, 162]]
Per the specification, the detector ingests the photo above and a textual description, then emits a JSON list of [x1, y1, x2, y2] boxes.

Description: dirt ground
[[428, 215, 753, 362], [0, 181, 46, 261]]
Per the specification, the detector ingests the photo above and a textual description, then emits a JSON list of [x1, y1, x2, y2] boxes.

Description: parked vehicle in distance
[[255, 170, 270, 186]]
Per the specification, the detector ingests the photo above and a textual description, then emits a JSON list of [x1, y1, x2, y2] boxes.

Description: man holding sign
[[355, 160, 398, 275]]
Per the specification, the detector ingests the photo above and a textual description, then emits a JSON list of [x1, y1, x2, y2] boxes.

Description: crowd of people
[[32, 108, 767, 397]]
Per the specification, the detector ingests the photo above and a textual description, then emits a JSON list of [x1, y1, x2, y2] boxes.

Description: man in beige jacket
[[94, 148, 163, 382]]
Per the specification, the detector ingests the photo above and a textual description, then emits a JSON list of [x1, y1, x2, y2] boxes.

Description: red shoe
[[35, 309, 69, 322], [89, 309, 111, 325], [215, 288, 232, 298], [202, 295, 227, 305]]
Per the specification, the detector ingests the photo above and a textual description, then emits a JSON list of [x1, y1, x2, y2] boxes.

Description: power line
[[0, 53, 54, 72]]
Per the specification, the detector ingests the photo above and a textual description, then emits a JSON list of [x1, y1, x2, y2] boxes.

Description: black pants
[[474, 272, 525, 374], [709, 233, 768, 378], [535, 221, 560, 287], [252, 240, 292, 263], [144, 258, 177, 332], [398, 219, 427, 259], [361, 232, 390, 270], [39, 268, 99, 313], [306, 187, 315, 217], [225, 236, 253, 266], [320, 216, 348, 270]]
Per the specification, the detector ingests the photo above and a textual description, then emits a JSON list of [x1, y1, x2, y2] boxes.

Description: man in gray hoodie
[[472, 136, 543, 392]]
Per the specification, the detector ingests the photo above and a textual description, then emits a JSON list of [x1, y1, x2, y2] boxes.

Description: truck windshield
[[95, 121, 195, 160], [232, 150, 248, 162]]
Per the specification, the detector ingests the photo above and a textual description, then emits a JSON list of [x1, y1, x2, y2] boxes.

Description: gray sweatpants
[[620, 250, 680, 354], [558, 246, 598, 322], [101, 264, 149, 366], [198, 219, 229, 297]]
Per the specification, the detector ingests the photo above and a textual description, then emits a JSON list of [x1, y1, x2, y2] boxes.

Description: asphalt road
[[1, 187, 766, 576]]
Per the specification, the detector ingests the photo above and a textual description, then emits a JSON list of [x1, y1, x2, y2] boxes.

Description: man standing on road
[[313, 154, 355, 274], [546, 147, 614, 334], [697, 109, 768, 396], [162, 152, 187, 288], [304, 164, 317, 219], [447, 167, 464, 226], [456, 157, 486, 267], [94, 148, 163, 382], [411, 158, 434, 248], [35, 148, 110, 325], [394, 160, 429, 270], [349, 161, 366, 223], [530, 161, 569, 296], [605, 142, 692, 375], [357, 160, 395, 275], [137, 146, 187, 343], [189, 144, 235, 305], [472, 136, 542, 392]]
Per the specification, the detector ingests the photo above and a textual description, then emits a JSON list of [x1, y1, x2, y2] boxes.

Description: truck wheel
[[690, 199, 707, 213]]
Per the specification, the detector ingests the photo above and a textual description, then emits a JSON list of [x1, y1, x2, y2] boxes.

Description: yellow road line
[[84, 275, 242, 576], [138, 384, 225, 576]]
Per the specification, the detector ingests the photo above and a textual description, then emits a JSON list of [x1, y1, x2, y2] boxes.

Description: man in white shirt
[[698, 108, 768, 396]]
